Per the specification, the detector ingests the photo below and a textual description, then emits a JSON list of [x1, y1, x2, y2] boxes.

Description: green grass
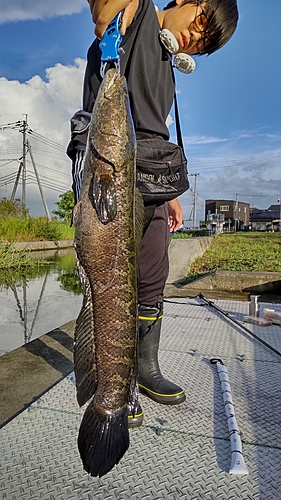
[[187, 232, 281, 282], [0, 216, 74, 271], [171, 229, 209, 238], [0, 216, 74, 242], [0, 243, 43, 277]]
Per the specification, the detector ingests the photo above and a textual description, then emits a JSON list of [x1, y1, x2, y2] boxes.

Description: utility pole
[[21, 114, 28, 217], [189, 173, 199, 228], [234, 193, 239, 232], [27, 140, 51, 220], [6, 115, 51, 218], [10, 162, 23, 202]]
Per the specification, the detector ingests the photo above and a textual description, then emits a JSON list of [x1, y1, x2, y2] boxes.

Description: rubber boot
[[138, 303, 186, 405], [128, 402, 144, 429]]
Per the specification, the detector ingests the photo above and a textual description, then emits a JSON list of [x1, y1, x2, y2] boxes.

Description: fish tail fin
[[78, 402, 129, 477]]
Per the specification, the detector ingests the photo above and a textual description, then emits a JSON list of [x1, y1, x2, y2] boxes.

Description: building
[[205, 199, 250, 232], [250, 204, 281, 231]]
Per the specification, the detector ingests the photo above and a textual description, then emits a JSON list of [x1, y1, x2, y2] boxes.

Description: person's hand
[[87, 0, 139, 38], [167, 198, 183, 233]]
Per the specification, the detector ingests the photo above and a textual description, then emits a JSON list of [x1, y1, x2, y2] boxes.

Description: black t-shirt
[[83, 0, 174, 141]]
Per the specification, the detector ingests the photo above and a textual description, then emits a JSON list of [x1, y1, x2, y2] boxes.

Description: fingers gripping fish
[[73, 69, 144, 477]]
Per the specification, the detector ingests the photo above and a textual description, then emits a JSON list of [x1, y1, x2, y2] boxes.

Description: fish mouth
[[104, 68, 120, 89], [103, 68, 126, 96]]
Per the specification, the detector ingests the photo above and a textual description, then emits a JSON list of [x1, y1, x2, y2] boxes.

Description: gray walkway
[[1, 297, 281, 499]]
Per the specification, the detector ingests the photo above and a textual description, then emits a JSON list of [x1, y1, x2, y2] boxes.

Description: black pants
[[138, 204, 169, 306]]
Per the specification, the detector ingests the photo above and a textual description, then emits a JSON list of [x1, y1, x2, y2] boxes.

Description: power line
[[0, 149, 22, 154], [0, 116, 72, 215], [27, 173, 70, 191], [0, 176, 18, 187], [28, 148, 68, 161], [0, 118, 66, 153], [26, 159, 70, 178], [29, 130, 66, 152], [187, 149, 281, 171], [0, 120, 21, 130], [27, 180, 70, 194], [0, 159, 20, 168]]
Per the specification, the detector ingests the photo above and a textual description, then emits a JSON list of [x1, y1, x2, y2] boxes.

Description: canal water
[[0, 249, 82, 356]]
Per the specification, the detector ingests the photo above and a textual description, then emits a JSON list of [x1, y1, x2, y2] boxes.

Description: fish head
[[89, 69, 136, 173]]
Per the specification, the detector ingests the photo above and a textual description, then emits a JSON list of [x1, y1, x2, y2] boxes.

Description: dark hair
[[164, 0, 239, 55]]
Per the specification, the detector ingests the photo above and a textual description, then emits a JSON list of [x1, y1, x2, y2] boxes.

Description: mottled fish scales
[[73, 69, 144, 477]]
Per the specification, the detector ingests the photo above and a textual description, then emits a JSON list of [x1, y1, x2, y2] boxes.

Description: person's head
[[160, 0, 238, 56]]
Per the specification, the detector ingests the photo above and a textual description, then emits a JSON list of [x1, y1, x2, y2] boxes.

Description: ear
[[175, 0, 185, 4]]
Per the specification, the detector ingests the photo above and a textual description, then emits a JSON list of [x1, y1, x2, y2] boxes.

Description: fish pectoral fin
[[92, 170, 117, 224], [78, 403, 129, 477]]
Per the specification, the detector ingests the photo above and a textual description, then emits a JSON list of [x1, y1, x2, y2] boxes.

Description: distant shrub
[[32, 217, 62, 241], [0, 217, 74, 242]]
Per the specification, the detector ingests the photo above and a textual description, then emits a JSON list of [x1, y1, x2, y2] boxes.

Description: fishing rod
[[198, 293, 281, 359], [210, 358, 249, 475]]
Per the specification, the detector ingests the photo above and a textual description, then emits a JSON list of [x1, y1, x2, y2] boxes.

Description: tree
[[0, 198, 29, 218], [52, 190, 75, 222]]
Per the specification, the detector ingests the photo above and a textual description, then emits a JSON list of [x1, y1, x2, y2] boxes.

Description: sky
[[0, 0, 281, 224]]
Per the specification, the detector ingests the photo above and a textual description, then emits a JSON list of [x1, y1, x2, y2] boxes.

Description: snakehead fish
[[73, 68, 144, 478]]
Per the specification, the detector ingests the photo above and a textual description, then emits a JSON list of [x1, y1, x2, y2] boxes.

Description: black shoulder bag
[[136, 91, 189, 205]]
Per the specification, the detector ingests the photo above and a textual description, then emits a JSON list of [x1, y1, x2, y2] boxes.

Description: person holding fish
[[69, 0, 238, 477]]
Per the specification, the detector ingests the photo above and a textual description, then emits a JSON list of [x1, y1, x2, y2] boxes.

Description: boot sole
[[139, 384, 186, 405], [128, 409, 144, 429]]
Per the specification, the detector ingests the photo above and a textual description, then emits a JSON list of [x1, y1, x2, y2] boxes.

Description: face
[[159, 0, 209, 55]]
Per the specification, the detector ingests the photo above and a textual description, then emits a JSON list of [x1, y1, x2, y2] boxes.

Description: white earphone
[[159, 28, 179, 54], [159, 28, 196, 74]]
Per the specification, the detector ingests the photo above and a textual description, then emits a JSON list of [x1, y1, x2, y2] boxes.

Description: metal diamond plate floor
[[1, 297, 281, 500]]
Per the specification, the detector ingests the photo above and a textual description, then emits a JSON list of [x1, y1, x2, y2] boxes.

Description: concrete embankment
[[164, 236, 281, 301], [167, 236, 213, 284], [0, 320, 75, 428], [165, 270, 281, 301], [4, 240, 74, 252]]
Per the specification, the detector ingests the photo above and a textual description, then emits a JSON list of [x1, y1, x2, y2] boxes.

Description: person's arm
[[167, 198, 183, 233], [87, 0, 139, 38]]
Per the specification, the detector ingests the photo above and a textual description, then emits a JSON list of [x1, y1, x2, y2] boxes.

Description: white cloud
[[177, 132, 281, 222], [0, 0, 87, 24], [183, 135, 229, 145], [1, 56, 281, 222], [0, 59, 86, 215]]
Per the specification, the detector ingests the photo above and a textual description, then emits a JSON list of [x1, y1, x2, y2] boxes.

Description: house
[[205, 199, 250, 232], [250, 204, 281, 231]]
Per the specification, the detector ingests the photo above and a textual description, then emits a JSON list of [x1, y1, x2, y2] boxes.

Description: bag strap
[[174, 92, 184, 151], [171, 66, 186, 155]]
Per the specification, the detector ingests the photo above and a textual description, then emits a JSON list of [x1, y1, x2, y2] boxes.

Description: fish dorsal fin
[[92, 170, 117, 224]]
